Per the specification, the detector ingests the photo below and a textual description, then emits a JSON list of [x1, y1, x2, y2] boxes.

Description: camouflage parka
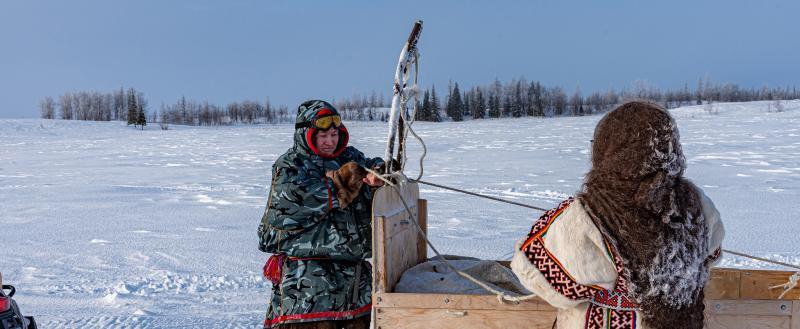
[[258, 100, 383, 328]]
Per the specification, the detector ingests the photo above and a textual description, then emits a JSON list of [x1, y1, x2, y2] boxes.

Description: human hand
[[362, 172, 385, 187]]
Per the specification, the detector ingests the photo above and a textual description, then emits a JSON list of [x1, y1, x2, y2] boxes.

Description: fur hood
[[293, 100, 349, 158], [578, 101, 711, 328]]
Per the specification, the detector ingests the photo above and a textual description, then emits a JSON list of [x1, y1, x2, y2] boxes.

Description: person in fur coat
[[511, 101, 725, 329]]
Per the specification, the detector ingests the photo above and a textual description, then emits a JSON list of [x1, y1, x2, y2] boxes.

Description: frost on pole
[[384, 20, 423, 173]]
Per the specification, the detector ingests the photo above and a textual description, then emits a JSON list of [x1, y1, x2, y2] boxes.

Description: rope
[[397, 52, 427, 181], [723, 249, 799, 300], [365, 168, 538, 304], [722, 249, 800, 270], [769, 272, 799, 300], [372, 171, 800, 301], [406, 177, 800, 274], [410, 179, 549, 211]]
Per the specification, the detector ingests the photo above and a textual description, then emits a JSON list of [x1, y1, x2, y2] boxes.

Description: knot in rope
[[769, 271, 799, 300]]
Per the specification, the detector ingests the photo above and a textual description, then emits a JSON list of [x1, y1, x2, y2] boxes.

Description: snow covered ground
[[1, 100, 798, 327]]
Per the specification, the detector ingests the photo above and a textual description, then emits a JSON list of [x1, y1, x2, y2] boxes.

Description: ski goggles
[[295, 114, 342, 130]]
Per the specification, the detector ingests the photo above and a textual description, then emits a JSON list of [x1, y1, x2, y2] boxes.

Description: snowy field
[[1, 100, 799, 328]]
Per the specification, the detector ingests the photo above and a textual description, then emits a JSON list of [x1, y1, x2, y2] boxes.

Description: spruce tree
[[430, 85, 441, 122], [511, 96, 522, 117], [489, 95, 501, 118], [512, 81, 523, 117], [419, 89, 431, 121], [474, 88, 486, 119], [127, 88, 137, 126], [502, 95, 512, 117], [448, 83, 463, 121], [137, 105, 147, 130], [463, 91, 471, 118], [533, 82, 545, 117]]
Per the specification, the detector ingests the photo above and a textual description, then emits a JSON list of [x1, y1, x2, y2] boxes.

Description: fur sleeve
[[510, 201, 617, 309], [699, 189, 725, 265], [510, 240, 583, 309]]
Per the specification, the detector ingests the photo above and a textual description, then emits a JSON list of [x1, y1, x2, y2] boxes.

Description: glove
[[327, 162, 368, 209], [374, 159, 401, 174]]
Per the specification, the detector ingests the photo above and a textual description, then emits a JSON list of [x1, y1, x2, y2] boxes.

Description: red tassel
[[263, 254, 286, 286]]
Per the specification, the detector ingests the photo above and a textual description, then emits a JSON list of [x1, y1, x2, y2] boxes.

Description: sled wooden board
[[371, 183, 800, 329]]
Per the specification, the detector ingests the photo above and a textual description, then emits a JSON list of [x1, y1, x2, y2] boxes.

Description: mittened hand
[[373, 159, 401, 174], [327, 162, 368, 209]]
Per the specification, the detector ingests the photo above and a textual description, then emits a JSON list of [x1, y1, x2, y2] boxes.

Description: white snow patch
[[1, 100, 799, 327]]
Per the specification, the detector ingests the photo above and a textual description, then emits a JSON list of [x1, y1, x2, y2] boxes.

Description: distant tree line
[[413, 77, 799, 122], [157, 97, 290, 127], [40, 77, 798, 125], [332, 90, 390, 122], [39, 87, 294, 127], [39, 88, 142, 121], [40, 88, 392, 127]]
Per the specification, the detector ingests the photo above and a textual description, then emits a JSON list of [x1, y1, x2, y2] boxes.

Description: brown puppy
[[327, 162, 368, 209]]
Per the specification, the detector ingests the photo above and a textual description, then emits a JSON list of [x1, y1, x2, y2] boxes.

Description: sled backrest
[[372, 182, 427, 293]]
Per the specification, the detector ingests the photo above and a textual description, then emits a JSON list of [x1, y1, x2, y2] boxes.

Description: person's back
[[258, 100, 384, 329], [511, 101, 725, 329]]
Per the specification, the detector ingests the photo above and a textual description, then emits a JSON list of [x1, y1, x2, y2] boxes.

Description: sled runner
[[370, 182, 800, 329]]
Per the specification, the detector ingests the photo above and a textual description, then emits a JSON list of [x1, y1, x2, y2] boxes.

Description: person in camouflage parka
[[258, 100, 384, 329]]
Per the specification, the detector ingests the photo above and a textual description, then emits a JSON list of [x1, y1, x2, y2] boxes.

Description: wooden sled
[[371, 182, 800, 329]]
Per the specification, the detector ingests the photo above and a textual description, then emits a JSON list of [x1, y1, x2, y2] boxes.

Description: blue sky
[[1, 0, 798, 118]]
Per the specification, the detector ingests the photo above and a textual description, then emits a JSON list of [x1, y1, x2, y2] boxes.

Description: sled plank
[[740, 269, 800, 300], [707, 269, 741, 300], [374, 215, 388, 293], [374, 308, 556, 329], [706, 300, 792, 316], [705, 315, 791, 329], [383, 212, 420, 293], [372, 183, 422, 293], [374, 292, 550, 311], [374, 214, 420, 293]]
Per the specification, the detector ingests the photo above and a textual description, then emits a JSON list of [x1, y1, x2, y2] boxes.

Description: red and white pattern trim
[[520, 198, 638, 329]]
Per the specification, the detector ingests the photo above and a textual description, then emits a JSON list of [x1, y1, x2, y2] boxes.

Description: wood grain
[[705, 315, 791, 329], [375, 292, 551, 311], [706, 300, 792, 316], [374, 308, 556, 329], [740, 269, 800, 300], [707, 269, 742, 300], [372, 183, 423, 294]]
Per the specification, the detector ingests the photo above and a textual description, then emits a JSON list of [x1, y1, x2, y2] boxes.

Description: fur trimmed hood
[[293, 100, 349, 159]]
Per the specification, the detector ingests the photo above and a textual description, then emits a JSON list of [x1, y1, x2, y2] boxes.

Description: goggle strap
[[295, 122, 313, 129]]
